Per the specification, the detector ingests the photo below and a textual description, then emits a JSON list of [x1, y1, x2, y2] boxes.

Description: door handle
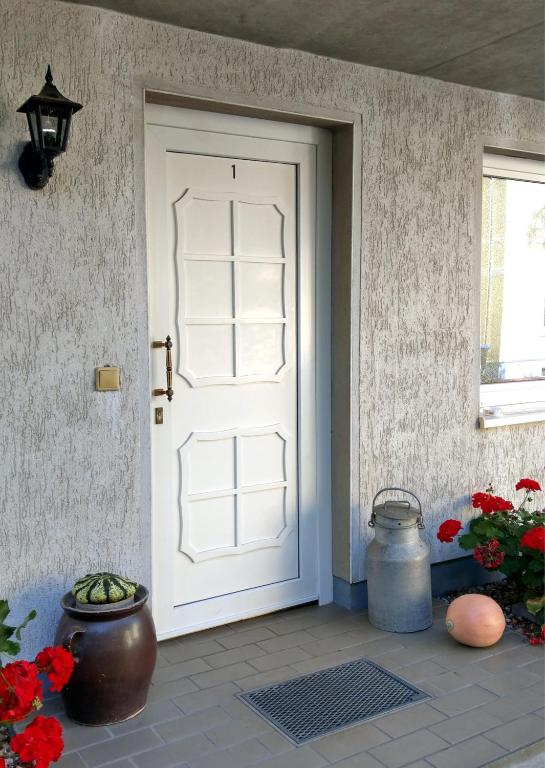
[[152, 335, 174, 402]]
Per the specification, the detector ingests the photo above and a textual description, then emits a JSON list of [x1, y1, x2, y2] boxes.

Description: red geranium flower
[[515, 478, 541, 492], [437, 519, 462, 543], [471, 492, 490, 510], [474, 538, 505, 569], [35, 646, 74, 692], [0, 661, 42, 722], [10, 715, 63, 768], [520, 526, 545, 553], [472, 493, 513, 515], [493, 496, 514, 512]]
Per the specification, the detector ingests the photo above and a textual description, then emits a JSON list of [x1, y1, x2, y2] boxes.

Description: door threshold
[[157, 596, 320, 642]]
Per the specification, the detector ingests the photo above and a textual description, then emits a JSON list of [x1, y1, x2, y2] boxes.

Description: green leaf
[[486, 526, 504, 539], [458, 533, 478, 549], [526, 595, 545, 615], [0, 624, 15, 641], [0, 605, 36, 655], [0, 600, 10, 624], [0, 639, 20, 657], [14, 609, 36, 641], [502, 539, 520, 556], [499, 556, 523, 577], [471, 518, 496, 538], [522, 571, 543, 590]]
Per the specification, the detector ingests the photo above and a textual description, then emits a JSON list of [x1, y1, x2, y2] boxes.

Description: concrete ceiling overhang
[[62, 0, 544, 100]]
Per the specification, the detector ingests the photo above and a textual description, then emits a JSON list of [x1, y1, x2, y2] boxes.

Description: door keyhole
[[231, 164, 236, 179]]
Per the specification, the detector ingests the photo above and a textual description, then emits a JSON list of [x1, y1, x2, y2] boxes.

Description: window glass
[[480, 165, 545, 384]]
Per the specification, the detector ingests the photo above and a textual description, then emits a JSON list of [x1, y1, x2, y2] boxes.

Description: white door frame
[[145, 104, 332, 637]]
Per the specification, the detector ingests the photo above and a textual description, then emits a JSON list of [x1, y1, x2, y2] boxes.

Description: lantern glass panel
[[58, 113, 70, 152], [26, 110, 40, 152], [39, 107, 61, 154]]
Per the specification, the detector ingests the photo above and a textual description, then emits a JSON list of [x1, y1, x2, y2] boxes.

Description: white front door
[[146, 105, 331, 640]]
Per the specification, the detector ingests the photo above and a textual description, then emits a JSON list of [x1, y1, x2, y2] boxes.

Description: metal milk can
[[367, 488, 432, 632]]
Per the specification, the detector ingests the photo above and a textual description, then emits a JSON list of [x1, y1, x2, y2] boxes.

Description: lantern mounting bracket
[[18, 143, 54, 190]]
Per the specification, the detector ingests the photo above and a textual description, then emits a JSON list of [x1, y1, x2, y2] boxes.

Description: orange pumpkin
[[445, 594, 505, 647]]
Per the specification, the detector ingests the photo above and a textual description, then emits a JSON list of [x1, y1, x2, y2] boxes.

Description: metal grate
[[239, 657, 430, 744]]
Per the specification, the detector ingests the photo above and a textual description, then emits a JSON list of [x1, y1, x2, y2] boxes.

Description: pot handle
[[369, 487, 424, 529], [62, 627, 85, 660]]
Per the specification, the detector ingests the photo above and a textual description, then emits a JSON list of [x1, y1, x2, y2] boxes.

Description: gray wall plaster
[[0, 0, 543, 655]]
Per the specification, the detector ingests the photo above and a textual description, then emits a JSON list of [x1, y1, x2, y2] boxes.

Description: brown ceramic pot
[[55, 586, 157, 725]]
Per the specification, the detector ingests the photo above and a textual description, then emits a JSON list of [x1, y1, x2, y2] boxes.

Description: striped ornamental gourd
[[72, 573, 138, 604]]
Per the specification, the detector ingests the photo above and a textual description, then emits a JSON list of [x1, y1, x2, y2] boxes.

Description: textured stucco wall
[[1, 0, 543, 654]]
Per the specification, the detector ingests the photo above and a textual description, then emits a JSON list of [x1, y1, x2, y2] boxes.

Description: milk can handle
[[369, 487, 424, 528]]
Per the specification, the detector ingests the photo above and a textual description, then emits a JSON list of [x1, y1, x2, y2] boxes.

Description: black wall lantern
[[17, 66, 82, 190]]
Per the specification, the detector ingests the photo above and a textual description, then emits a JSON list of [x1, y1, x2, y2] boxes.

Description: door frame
[[144, 104, 333, 637]]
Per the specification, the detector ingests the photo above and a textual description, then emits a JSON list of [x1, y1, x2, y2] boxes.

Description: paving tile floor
[[52, 601, 544, 768]]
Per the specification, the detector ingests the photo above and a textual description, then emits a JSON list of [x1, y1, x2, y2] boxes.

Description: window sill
[[479, 408, 545, 429]]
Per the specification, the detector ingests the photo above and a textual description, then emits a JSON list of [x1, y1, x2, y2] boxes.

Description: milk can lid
[[369, 488, 425, 529], [374, 501, 419, 528]]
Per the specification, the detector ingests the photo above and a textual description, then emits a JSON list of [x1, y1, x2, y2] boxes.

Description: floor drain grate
[[239, 657, 430, 744]]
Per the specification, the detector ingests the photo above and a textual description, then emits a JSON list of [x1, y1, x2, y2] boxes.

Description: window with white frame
[[479, 151, 545, 427]]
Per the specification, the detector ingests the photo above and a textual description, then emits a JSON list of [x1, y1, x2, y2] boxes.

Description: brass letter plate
[[95, 366, 121, 391]]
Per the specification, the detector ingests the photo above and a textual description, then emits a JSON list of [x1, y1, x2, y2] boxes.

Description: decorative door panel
[[179, 426, 291, 562], [175, 191, 288, 387], [162, 151, 300, 610]]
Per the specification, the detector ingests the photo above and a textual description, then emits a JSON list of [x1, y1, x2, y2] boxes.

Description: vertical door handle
[[152, 335, 174, 401]]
